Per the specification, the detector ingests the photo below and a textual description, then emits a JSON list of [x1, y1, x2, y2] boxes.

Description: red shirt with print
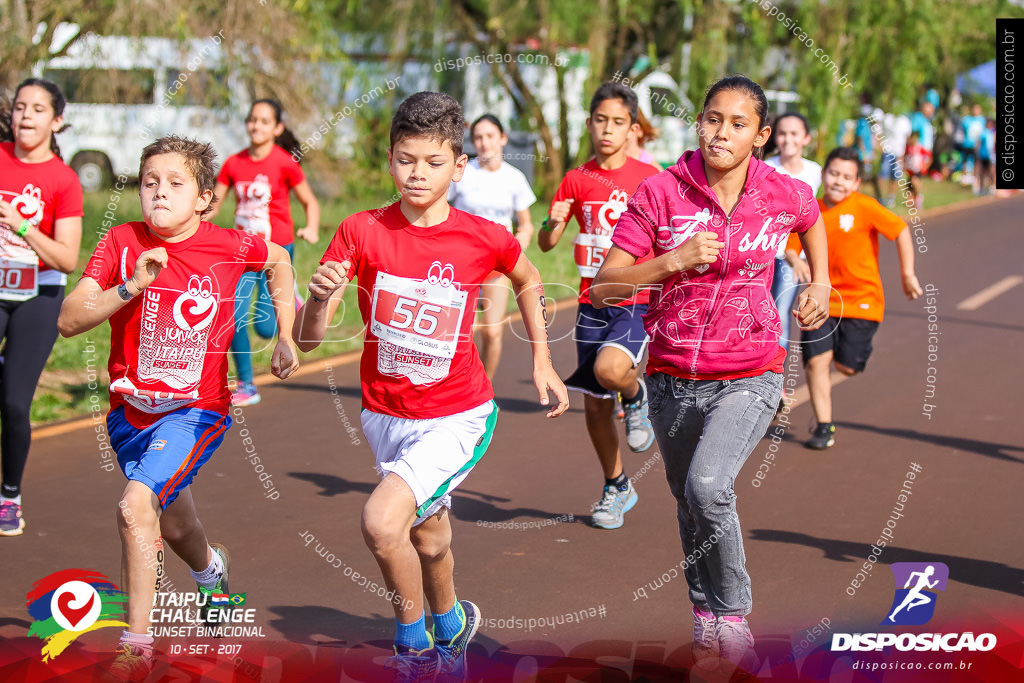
[[84, 221, 269, 427], [549, 157, 659, 305], [0, 142, 83, 284], [320, 203, 521, 419], [217, 146, 304, 246]]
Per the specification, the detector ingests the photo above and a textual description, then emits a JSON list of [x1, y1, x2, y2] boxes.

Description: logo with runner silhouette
[[883, 562, 949, 625]]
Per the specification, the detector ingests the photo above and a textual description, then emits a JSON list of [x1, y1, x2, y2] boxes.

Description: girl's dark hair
[[11, 78, 69, 159], [773, 111, 810, 134], [470, 113, 504, 137], [250, 98, 302, 162], [702, 75, 769, 160]]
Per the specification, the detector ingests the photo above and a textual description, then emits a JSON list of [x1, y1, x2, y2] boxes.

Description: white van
[[37, 30, 248, 191]]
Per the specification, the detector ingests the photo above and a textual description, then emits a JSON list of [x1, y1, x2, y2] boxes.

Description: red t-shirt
[[0, 142, 83, 291], [550, 157, 659, 305], [320, 203, 521, 419], [84, 221, 269, 428], [217, 146, 304, 246]]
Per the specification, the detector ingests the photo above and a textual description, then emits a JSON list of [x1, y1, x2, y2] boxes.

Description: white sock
[[190, 547, 225, 588], [120, 630, 154, 658], [0, 494, 22, 505]]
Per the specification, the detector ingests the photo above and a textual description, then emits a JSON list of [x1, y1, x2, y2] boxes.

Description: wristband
[[117, 282, 136, 302], [309, 291, 328, 303], [540, 217, 555, 232], [16, 219, 31, 238]]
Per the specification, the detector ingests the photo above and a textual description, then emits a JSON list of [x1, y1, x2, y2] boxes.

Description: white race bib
[[0, 257, 38, 301], [574, 232, 613, 278], [370, 270, 468, 385]]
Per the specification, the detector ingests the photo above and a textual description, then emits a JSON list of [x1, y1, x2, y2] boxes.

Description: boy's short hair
[[390, 92, 464, 157], [589, 82, 639, 124], [824, 146, 862, 178], [140, 136, 218, 215]]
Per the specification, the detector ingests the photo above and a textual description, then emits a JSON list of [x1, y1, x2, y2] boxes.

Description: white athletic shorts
[[360, 400, 498, 525]]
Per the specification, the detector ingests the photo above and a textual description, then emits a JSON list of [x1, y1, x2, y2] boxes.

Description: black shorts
[[565, 303, 648, 398], [800, 317, 880, 372]]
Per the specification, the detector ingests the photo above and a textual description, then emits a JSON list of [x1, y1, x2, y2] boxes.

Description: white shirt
[[448, 158, 536, 231], [765, 156, 822, 258]]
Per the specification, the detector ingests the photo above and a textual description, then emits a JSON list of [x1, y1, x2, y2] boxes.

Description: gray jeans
[[647, 370, 783, 616]]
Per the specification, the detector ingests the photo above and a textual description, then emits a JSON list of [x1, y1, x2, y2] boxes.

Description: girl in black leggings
[[0, 79, 83, 535]]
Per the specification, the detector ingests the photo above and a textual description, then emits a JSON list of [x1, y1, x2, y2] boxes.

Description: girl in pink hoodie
[[592, 76, 830, 672]]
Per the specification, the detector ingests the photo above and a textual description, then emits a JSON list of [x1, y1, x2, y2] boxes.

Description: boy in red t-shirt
[[294, 92, 567, 682], [788, 146, 922, 449], [538, 82, 659, 530], [58, 136, 299, 679]]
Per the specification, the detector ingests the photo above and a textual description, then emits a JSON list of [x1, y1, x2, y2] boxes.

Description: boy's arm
[[537, 198, 573, 252], [292, 260, 350, 353], [263, 242, 299, 379], [506, 254, 569, 417], [57, 247, 168, 337], [795, 217, 831, 331], [895, 228, 923, 300], [293, 180, 321, 244]]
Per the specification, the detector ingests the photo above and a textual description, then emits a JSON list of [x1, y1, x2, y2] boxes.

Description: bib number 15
[[389, 297, 443, 336]]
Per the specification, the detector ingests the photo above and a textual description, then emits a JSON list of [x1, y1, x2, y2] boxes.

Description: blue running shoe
[[434, 600, 480, 682], [386, 636, 438, 683]]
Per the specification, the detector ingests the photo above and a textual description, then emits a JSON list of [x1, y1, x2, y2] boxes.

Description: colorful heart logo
[[50, 581, 101, 632]]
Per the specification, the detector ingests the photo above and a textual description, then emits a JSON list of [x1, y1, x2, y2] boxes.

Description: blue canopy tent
[[956, 61, 996, 97]]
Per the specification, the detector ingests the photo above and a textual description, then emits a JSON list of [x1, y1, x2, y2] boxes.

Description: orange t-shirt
[[785, 192, 905, 322]]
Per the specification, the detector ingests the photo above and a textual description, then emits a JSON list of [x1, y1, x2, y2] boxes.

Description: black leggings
[[0, 285, 63, 498]]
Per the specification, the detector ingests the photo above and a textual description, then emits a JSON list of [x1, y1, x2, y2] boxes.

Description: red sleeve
[[549, 172, 573, 214], [283, 154, 305, 189], [54, 170, 84, 220], [494, 226, 522, 275], [83, 229, 120, 288], [320, 219, 359, 279], [216, 156, 234, 186], [865, 196, 907, 241], [611, 181, 657, 259], [243, 234, 271, 273]]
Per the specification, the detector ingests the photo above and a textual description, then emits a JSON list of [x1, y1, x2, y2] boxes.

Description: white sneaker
[[692, 606, 719, 670], [622, 379, 655, 452], [591, 481, 638, 529]]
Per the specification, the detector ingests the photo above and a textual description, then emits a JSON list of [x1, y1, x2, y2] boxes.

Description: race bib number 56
[[371, 271, 467, 359]]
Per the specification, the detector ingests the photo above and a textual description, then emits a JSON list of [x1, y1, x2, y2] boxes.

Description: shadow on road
[[748, 529, 1024, 599], [277, 382, 362, 399], [838, 421, 1024, 464], [450, 492, 580, 525], [288, 472, 376, 497]]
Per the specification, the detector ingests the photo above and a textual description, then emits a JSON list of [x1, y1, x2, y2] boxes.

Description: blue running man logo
[[883, 562, 949, 626]]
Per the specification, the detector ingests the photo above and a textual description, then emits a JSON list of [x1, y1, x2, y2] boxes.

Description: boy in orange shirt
[[787, 147, 922, 449]]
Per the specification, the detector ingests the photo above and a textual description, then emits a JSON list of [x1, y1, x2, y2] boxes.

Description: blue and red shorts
[[107, 406, 231, 509]]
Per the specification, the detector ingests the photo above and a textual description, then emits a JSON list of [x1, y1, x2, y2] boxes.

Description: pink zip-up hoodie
[[612, 150, 820, 376]]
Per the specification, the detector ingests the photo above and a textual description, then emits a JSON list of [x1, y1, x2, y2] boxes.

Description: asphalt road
[[2, 195, 1022, 682]]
